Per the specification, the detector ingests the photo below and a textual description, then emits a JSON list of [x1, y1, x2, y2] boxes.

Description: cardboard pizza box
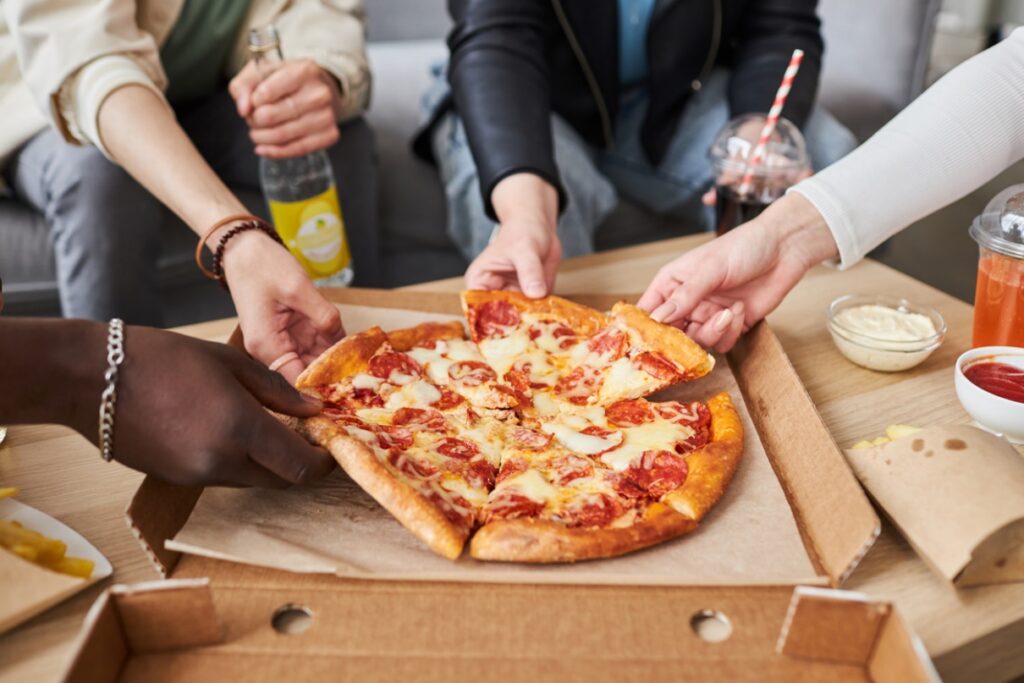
[[60, 579, 937, 682], [107, 288, 899, 679]]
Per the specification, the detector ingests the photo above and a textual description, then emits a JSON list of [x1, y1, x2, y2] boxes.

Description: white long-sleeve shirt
[[793, 27, 1024, 268]]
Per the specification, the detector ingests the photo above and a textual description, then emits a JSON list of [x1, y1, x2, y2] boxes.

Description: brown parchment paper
[[845, 425, 1024, 587], [167, 306, 820, 586]]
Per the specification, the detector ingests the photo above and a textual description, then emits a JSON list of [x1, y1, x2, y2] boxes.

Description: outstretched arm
[[640, 28, 1024, 351], [0, 318, 335, 487]]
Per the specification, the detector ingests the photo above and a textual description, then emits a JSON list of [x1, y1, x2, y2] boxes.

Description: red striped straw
[[737, 48, 805, 199]]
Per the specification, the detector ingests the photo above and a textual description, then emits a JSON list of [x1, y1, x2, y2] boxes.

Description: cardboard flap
[[778, 587, 938, 682], [111, 579, 222, 652], [730, 323, 880, 585], [845, 425, 1024, 587], [61, 591, 127, 683], [126, 477, 203, 578]]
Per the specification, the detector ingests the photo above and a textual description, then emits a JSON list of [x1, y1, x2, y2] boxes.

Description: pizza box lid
[[58, 578, 938, 682]]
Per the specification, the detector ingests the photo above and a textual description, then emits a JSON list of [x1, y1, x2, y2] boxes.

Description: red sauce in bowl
[[964, 361, 1024, 403]]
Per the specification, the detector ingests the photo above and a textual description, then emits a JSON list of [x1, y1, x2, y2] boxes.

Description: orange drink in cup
[[970, 187, 1024, 347]]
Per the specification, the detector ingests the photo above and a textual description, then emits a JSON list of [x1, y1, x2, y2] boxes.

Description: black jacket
[[416, 0, 824, 219]]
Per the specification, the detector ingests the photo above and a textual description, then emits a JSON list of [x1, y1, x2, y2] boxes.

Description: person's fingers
[[637, 261, 687, 312], [250, 81, 334, 129], [221, 460, 293, 489], [648, 265, 725, 326], [255, 127, 341, 159], [248, 411, 337, 485], [249, 109, 335, 146], [251, 61, 309, 108], [282, 278, 344, 341], [510, 246, 549, 298], [228, 62, 261, 118], [229, 353, 324, 416], [713, 302, 746, 354], [465, 265, 508, 292], [702, 187, 717, 207], [541, 236, 562, 293]]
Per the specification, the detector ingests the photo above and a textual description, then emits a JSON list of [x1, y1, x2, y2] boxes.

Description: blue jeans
[[429, 69, 858, 260]]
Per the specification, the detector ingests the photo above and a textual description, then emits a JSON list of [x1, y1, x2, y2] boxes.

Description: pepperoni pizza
[[296, 291, 742, 562]]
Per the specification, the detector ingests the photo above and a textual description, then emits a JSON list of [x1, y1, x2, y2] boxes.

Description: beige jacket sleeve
[[2, 0, 171, 155], [232, 0, 371, 121]]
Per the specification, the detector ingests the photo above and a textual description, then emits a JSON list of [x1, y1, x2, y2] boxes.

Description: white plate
[[0, 497, 112, 581]]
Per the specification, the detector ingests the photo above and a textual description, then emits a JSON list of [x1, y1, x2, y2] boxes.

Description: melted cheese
[[408, 339, 484, 387], [440, 473, 489, 507], [599, 420, 695, 472], [384, 379, 442, 410], [496, 468, 558, 503], [352, 373, 383, 391], [532, 391, 561, 418], [477, 329, 531, 376], [541, 422, 623, 455], [599, 357, 653, 399]]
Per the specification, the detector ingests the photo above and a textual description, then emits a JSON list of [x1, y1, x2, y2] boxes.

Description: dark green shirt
[[160, 0, 251, 105]]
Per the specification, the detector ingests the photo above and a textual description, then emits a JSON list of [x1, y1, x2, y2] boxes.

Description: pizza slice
[[462, 291, 714, 409], [469, 392, 742, 562], [296, 327, 507, 559]]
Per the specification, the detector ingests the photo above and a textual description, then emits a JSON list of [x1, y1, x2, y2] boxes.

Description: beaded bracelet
[[194, 214, 284, 289]]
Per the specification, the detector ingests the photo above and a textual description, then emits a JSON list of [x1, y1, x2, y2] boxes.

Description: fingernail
[[301, 394, 323, 409], [713, 309, 734, 332], [523, 282, 545, 298], [650, 301, 677, 322]]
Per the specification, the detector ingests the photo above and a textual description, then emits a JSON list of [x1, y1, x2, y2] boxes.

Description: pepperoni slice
[[503, 369, 535, 405], [369, 352, 422, 382], [488, 492, 545, 520], [472, 300, 521, 339], [448, 360, 497, 387], [605, 398, 655, 427], [617, 450, 689, 499], [529, 320, 578, 350], [466, 458, 497, 489], [551, 454, 593, 485], [508, 427, 552, 450], [392, 407, 447, 432], [351, 388, 386, 408], [587, 328, 627, 361], [425, 491, 474, 528], [387, 450, 438, 478], [496, 458, 528, 484], [433, 388, 465, 410], [563, 493, 624, 528], [634, 352, 681, 381], [437, 437, 480, 460], [376, 425, 414, 451], [554, 366, 602, 405]]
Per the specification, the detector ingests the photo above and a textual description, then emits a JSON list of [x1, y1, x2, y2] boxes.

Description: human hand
[[637, 193, 838, 352], [92, 325, 335, 487], [222, 231, 345, 383], [229, 58, 343, 159], [464, 173, 562, 297]]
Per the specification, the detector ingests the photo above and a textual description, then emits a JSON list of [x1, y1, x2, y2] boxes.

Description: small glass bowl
[[827, 295, 946, 372]]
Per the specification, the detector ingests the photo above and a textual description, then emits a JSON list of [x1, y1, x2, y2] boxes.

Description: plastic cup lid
[[971, 212, 1024, 259]]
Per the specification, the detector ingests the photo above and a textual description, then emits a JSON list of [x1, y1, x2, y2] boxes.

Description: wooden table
[[2, 235, 1022, 682]]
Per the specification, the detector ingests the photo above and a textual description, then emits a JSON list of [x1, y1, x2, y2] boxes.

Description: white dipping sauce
[[833, 305, 936, 342], [829, 304, 940, 372]]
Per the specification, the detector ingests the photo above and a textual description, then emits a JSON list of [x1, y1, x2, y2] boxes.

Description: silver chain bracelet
[[98, 318, 125, 462]]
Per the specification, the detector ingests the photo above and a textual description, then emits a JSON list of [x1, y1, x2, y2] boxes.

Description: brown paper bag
[[845, 425, 1024, 587]]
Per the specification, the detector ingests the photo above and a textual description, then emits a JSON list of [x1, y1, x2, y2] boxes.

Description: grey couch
[[0, 0, 939, 322]]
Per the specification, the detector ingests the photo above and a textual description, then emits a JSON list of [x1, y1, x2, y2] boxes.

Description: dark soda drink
[[715, 185, 770, 235]]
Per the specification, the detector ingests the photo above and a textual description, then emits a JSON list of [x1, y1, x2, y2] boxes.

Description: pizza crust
[[611, 302, 714, 380], [387, 320, 467, 352], [297, 416, 470, 560], [296, 327, 388, 389], [462, 290, 609, 339], [662, 392, 744, 521], [469, 502, 697, 563]]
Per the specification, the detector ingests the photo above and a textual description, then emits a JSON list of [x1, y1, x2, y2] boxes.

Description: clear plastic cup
[[708, 114, 809, 235], [970, 186, 1024, 347]]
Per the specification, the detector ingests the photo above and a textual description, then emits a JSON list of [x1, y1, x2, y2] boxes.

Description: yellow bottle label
[[267, 185, 351, 278]]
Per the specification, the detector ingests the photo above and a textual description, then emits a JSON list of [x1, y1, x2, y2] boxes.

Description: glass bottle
[[248, 25, 353, 287]]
